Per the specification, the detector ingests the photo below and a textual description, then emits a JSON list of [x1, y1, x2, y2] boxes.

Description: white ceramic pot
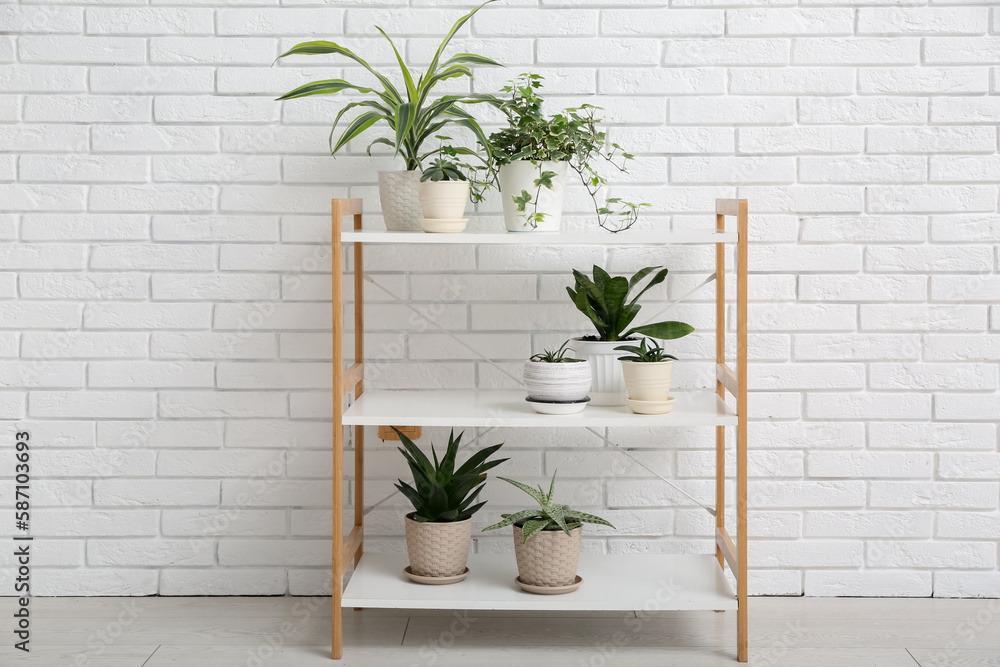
[[378, 170, 422, 231], [418, 180, 469, 221], [498, 160, 568, 232], [513, 524, 582, 588], [572, 338, 634, 406], [620, 359, 675, 402], [404, 513, 472, 579], [522, 359, 591, 402]]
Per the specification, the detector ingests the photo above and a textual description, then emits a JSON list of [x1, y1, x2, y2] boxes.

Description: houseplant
[[522, 340, 591, 414], [567, 265, 693, 405], [616, 338, 677, 415], [419, 157, 470, 233], [394, 427, 507, 583], [488, 73, 649, 233], [274, 0, 500, 231], [483, 473, 613, 593]]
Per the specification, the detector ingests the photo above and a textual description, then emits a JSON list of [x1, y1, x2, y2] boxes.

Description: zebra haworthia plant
[[483, 473, 613, 543], [274, 0, 501, 172]]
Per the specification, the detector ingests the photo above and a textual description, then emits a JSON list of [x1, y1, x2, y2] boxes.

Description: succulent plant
[[482, 472, 614, 543], [615, 337, 677, 363], [394, 427, 508, 523], [528, 340, 583, 363], [421, 157, 467, 182]]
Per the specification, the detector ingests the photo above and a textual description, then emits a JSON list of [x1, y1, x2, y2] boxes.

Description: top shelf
[[341, 229, 737, 245]]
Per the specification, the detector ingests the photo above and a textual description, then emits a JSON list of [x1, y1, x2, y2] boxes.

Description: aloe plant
[[567, 265, 695, 342], [482, 473, 613, 543], [615, 337, 677, 363], [274, 0, 500, 171], [394, 427, 507, 523], [528, 340, 582, 363]]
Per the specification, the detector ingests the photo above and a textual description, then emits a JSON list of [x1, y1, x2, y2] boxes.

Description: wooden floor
[[1, 597, 998, 666]]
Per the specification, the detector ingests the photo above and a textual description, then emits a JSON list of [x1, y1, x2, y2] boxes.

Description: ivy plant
[[487, 73, 651, 232]]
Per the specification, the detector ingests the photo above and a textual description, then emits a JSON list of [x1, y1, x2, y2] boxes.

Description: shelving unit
[[331, 198, 749, 661]]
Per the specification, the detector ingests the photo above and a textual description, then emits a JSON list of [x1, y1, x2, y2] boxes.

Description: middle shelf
[[343, 389, 737, 428]]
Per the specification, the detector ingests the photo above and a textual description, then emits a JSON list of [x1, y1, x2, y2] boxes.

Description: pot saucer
[[419, 218, 468, 234], [515, 575, 583, 595], [625, 396, 676, 415], [404, 566, 470, 585], [525, 397, 590, 415]]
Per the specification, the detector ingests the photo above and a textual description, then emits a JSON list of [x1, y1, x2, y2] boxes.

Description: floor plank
[[0, 645, 157, 666], [909, 648, 1000, 667]]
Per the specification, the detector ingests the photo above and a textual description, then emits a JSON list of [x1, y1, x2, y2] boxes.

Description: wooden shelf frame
[[331, 198, 749, 662]]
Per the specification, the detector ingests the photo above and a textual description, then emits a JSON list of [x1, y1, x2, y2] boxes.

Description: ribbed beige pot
[[512, 524, 582, 587], [378, 170, 422, 231], [621, 359, 674, 402], [404, 513, 472, 578]]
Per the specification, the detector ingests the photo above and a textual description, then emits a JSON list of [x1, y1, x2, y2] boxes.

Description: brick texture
[[0, 1, 998, 598]]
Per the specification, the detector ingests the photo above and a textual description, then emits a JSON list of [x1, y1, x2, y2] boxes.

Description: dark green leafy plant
[[567, 265, 695, 342], [394, 427, 508, 523], [529, 340, 582, 363], [482, 473, 613, 543], [487, 73, 650, 232], [615, 337, 677, 363], [274, 1, 500, 171]]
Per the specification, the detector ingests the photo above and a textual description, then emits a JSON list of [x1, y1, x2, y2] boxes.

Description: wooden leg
[[736, 200, 749, 663]]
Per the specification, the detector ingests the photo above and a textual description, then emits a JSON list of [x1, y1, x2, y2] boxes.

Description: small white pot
[[418, 180, 470, 221], [498, 160, 568, 232], [572, 338, 634, 406], [620, 359, 675, 402], [522, 359, 591, 402], [378, 170, 422, 231]]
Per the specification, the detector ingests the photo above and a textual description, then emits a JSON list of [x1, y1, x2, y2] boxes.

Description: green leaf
[[627, 267, 670, 308], [332, 111, 384, 155], [393, 103, 415, 157], [454, 443, 506, 477], [520, 518, 550, 543], [512, 189, 533, 213], [626, 320, 695, 340], [533, 170, 557, 190], [375, 27, 417, 103], [275, 79, 373, 101], [441, 53, 504, 69], [498, 476, 547, 505], [563, 510, 615, 528], [366, 137, 396, 156], [482, 509, 539, 532], [546, 504, 572, 535], [602, 276, 629, 340], [546, 471, 557, 504], [426, 0, 497, 79], [627, 266, 660, 293], [275, 40, 402, 104]]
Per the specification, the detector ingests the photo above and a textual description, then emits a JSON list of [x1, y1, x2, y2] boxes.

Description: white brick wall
[[0, 0, 998, 599]]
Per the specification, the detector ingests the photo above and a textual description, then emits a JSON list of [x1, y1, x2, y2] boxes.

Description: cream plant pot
[[572, 338, 631, 406], [418, 180, 469, 220], [498, 160, 568, 232], [512, 524, 582, 587], [620, 359, 675, 402], [378, 170, 422, 231], [404, 514, 472, 579], [522, 359, 591, 402]]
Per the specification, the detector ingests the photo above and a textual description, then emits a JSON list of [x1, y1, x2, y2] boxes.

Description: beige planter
[[512, 524, 581, 587], [418, 180, 469, 221], [404, 514, 472, 579], [378, 170, 422, 231], [620, 359, 675, 402]]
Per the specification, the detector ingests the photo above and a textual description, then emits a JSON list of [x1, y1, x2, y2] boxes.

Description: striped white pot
[[522, 359, 591, 402], [572, 338, 631, 406]]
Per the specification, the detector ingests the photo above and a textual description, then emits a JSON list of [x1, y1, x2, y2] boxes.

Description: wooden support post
[[331, 200, 345, 660], [715, 211, 726, 573], [353, 209, 364, 572], [736, 199, 749, 663]]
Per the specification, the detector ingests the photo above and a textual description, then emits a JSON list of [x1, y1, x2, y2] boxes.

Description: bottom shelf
[[343, 552, 737, 612]]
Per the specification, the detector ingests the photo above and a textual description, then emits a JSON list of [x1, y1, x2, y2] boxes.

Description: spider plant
[[482, 473, 613, 543], [274, 0, 501, 171]]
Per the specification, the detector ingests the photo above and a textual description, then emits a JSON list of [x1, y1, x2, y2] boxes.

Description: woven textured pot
[[522, 359, 591, 402], [404, 514, 472, 579], [378, 170, 422, 231], [572, 338, 632, 406], [512, 524, 582, 587]]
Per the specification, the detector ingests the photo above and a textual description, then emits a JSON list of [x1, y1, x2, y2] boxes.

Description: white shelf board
[[341, 229, 736, 245], [343, 389, 737, 428], [343, 552, 737, 611]]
